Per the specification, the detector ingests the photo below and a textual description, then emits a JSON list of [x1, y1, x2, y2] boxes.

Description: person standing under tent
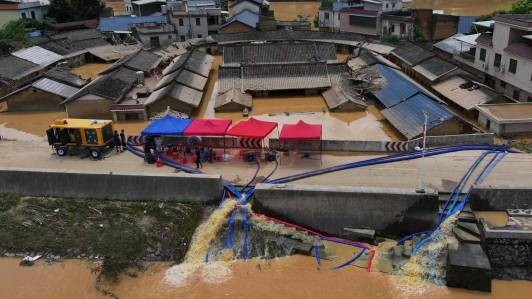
[[195, 147, 203, 169]]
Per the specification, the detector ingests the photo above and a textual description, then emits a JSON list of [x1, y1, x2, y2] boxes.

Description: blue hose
[[241, 159, 260, 192], [314, 238, 321, 266], [225, 209, 237, 249], [334, 248, 366, 270], [268, 145, 509, 185]]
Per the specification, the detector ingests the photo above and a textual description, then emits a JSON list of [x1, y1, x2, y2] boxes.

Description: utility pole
[[416, 111, 428, 193]]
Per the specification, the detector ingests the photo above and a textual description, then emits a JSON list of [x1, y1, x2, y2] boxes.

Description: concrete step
[[458, 211, 477, 223], [454, 227, 481, 244], [447, 243, 492, 292], [457, 222, 481, 238]]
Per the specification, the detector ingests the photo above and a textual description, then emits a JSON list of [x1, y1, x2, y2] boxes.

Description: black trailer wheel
[[56, 146, 68, 157], [89, 149, 102, 160]]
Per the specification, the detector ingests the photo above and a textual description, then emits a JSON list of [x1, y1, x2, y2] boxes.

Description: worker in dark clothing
[[120, 129, 126, 151], [195, 147, 202, 169], [208, 147, 214, 163], [113, 130, 121, 153]]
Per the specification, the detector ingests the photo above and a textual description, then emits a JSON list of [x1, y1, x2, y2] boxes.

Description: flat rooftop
[[477, 103, 532, 122]]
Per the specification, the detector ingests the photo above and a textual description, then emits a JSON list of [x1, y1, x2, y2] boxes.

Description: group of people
[[113, 130, 127, 152]]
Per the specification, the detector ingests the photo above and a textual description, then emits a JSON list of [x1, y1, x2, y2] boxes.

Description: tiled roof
[[223, 42, 337, 66], [0, 55, 40, 80], [390, 43, 435, 66]]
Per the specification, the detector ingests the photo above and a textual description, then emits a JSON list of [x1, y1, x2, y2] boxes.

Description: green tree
[[70, 0, 105, 20], [47, 0, 105, 23], [510, 0, 532, 14], [0, 19, 36, 55], [47, 0, 73, 23]]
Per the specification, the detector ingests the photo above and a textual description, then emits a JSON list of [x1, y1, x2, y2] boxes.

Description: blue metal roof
[[381, 93, 455, 140], [373, 64, 419, 108], [221, 9, 259, 29], [458, 16, 476, 34], [99, 16, 167, 32]]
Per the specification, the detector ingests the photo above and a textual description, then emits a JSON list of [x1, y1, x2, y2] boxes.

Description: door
[[400, 23, 406, 38]]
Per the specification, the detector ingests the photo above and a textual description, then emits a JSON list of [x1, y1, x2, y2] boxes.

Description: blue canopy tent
[[141, 115, 192, 136]]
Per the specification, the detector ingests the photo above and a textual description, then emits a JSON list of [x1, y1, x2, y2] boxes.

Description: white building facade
[[471, 15, 532, 102], [168, 0, 221, 40]]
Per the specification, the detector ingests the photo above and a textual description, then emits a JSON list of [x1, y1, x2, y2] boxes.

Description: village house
[[0, 0, 48, 28], [144, 48, 214, 117], [380, 9, 459, 41], [0, 67, 86, 112], [476, 102, 532, 136], [62, 49, 163, 120], [168, 0, 222, 40], [450, 15, 532, 103], [318, 0, 363, 32]]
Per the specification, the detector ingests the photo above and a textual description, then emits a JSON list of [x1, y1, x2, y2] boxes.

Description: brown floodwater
[[405, 0, 516, 16], [1, 256, 531, 299]]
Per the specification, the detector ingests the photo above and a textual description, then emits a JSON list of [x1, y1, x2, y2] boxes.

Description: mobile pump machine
[[46, 118, 115, 160]]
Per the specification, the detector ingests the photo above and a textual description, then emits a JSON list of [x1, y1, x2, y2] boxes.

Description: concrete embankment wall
[[0, 167, 223, 202], [470, 185, 532, 210], [253, 183, 439, 237]]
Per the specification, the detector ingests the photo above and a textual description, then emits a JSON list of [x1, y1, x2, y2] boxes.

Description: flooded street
[[405, 0, 516, 15], [1, 256, 531, 299]]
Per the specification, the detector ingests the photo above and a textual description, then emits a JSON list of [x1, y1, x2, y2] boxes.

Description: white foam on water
[[200, 262, 233, 284]]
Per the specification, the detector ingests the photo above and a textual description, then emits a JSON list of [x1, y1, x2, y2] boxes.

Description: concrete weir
[[470, 185, 532, 210], [253, 183, 439, 238], [0, 167, 223, 202]]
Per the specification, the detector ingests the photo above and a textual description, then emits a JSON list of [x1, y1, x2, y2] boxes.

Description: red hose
[[253, 212, 375, 271]]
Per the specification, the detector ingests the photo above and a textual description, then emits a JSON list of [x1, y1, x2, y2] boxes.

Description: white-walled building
[[456, 14, 532, 102], [168, 0, 221, 40]]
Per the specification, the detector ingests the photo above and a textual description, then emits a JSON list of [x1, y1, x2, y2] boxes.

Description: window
[[500, 81, 506, 88], [513, 89, 520, 101], [509, 58, 517, 74], [494, 53, 501, 67], [30, 11, 35, 19], [168, 35, 173, 40], [149, 36, 160, 48], [197, 34, 202, 38], [479, 48, 486, 62], [392, 3, 396, 8], [21, 12, 26, 19], [324, 12, 329, 20], [179, 18, 184, 26], [195, 18, 201, 26], [386, 3, 389, 8], [180, 35, 186, 41], [528, 96, 532, 102], [390, 24, 395, 33], [208, 15, 218, 25]]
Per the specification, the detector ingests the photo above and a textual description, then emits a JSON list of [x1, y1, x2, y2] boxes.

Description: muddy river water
[[1, 256, 531, 299]]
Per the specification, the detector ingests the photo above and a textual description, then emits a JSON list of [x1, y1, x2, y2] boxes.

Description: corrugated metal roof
[[381, 93, 455, 140], [98, 16, 167, 32], [432, 76, 497, 111], [390, 43, 435, 66], [31, 77, 80, 98], [12, 46, 63, 67], [373, 64, 419, 108]]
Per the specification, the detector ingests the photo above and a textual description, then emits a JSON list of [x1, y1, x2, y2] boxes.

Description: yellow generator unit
[[47, 118, 114, 159]]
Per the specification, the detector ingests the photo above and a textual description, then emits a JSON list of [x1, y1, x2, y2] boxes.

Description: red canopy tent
[[226, 117, 278, 139], [183, 119, 232, 136], [279, 120, 322, 141], [279, 120, 323, 164]]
